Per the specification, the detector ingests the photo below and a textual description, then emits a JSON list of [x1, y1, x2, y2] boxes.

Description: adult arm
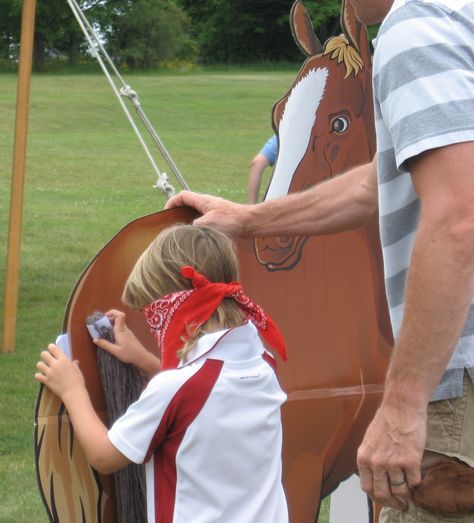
[[357, 141, 474, 509], [166, 156, 378, 238], [248, 153, 270, 204], [35, 345, 131, 474]]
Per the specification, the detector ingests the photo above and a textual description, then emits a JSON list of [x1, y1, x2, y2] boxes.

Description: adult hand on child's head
[[94, 310, 161, 378], [35, 344, 85, 399], [164, 190, 251, 237]]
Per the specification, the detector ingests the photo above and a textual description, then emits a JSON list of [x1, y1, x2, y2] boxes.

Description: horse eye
[[331, 116, 349, 134]]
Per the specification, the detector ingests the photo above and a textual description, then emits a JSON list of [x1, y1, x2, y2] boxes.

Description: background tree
[[32, 0, 89, 70], [0, 0, 353, 70], [0, 0, 21, 65], [175, 0, 342, 63], [304, 0, 342, 42], [103, 0, 197, 68]]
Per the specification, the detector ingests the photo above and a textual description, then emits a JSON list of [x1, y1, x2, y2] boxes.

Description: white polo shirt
[[108, 322, 288, 523]]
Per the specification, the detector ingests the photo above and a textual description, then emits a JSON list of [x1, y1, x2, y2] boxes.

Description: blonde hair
[[123, 224, 245, 359]]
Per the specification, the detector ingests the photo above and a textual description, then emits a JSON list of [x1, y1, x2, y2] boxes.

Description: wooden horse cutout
[[238, 0, 392, 520], [34, 1, 392, 521]]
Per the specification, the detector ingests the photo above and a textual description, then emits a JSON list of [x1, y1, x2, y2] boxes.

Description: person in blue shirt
[[248, 135, 278, 203]]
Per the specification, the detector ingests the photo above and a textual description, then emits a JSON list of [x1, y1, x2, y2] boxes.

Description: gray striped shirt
[[373, 0, 474, 400]]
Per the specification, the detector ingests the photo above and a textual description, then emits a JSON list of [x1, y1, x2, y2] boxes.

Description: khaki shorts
[[379, 372, 474, 523]]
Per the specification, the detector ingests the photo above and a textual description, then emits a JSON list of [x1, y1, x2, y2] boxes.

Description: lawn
[[0, 68, 331, 522]]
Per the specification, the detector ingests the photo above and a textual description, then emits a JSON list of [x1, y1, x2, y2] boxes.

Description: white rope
[[119, 85, 189, 191], [65, 0, 190, 197]]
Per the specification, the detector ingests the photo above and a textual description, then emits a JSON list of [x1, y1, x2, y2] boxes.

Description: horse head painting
[[35, 1, 392, 522], [256, 0, 375, 271]]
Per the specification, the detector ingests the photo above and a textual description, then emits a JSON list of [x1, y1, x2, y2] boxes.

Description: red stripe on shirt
[[262, 351, 277, 371], [145, 358, 224, 523]]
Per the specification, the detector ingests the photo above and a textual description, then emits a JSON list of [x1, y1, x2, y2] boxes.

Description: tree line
[[0, 0, 343, 71]]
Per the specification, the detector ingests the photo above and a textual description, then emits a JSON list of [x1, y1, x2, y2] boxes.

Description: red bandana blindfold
[[143, 266, 287, 370]]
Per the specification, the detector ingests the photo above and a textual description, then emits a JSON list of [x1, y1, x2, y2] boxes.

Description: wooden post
[[2, 0, 37, 353]]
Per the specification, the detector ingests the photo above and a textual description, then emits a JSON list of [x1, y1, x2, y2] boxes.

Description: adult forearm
[[383, 219, 474, 410], [166, 158, 377, 238], [358, 215, 474, 504], [357, 142, 474, 507], [244, 159, 377, 237]]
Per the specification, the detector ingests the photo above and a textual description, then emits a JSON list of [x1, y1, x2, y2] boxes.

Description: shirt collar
[[177, 321, 263, 368]]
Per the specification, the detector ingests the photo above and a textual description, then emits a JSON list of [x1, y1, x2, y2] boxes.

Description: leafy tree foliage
[[304, 0, 342, 42], [0, 0, 195, 70], [0, 0, 95, 70], [103, 0, 197, 68], [0, 0, 21, 63], [177, 0, 294, 62], [175, 0, 342, 63], [0, 0, 349, 70], [33, 0, 85, 70]]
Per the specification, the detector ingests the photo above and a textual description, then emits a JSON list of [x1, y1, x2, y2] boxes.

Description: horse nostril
[[327, 143, 339, 163]]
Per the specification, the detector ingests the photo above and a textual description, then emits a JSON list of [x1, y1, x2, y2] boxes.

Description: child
[[35, 224, 289, 523]]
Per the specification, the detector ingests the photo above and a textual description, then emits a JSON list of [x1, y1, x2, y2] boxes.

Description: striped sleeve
[[373, 0, 474, 170]]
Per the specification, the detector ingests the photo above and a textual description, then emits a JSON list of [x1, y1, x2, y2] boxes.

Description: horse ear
[[290, 0, 324, 57], [340, 0, 371, 62]]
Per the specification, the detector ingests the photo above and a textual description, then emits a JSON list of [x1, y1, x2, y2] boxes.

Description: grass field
[[0, 68, 330, 522]]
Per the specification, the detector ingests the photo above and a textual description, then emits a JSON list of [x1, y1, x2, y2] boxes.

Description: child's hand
[[93, 309, 146, 364], [35, 344, 85, 399], [94, 309, 161, 378]]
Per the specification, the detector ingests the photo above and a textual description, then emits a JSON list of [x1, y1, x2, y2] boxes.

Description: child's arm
[[93, 309, 161, 379], [35, 344, 131, 474]]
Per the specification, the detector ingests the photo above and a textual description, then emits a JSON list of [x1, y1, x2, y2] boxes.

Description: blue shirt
[[260, 135, 278, 166]]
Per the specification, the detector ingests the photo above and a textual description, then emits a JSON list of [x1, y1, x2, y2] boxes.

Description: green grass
[[0, 68, 329, 522]]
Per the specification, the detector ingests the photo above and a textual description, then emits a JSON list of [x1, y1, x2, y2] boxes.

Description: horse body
[[237, 1, 392, 520]]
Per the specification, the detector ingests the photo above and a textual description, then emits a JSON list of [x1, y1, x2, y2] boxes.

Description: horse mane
[[322, 35, 364, 78]]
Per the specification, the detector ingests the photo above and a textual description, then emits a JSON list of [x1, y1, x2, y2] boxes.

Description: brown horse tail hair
[[97, 348, 148, 523], [323, 35, 364, 79]]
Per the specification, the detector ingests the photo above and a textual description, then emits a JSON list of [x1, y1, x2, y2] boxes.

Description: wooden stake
[[2, 0, 37, 353]]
